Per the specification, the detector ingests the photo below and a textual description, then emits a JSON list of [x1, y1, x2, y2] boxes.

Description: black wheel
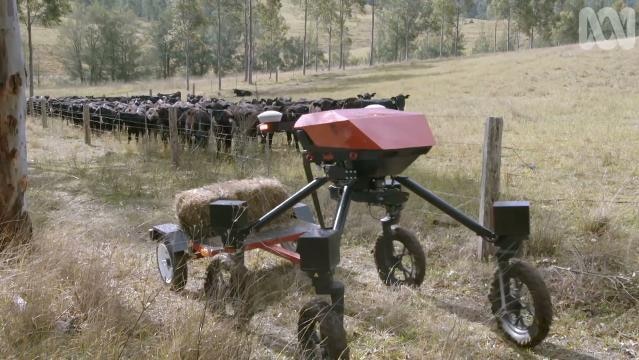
[[374, 227, 426, 286], [298, 299, 349, 360], [204, 253, 250, 317], [488, 259, 553, 347], [156, 241, 188, 291]]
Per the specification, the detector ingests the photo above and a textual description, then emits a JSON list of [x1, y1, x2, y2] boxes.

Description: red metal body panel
[[294, 108, 435, 150]]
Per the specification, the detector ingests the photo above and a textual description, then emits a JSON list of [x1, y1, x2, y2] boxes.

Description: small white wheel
[[156, 241, 188, 291]]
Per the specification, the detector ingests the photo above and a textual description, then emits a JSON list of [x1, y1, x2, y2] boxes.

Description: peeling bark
[[1, 0, 31, 249]]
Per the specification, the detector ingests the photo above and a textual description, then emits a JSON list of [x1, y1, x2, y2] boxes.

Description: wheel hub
[[157, 243, 174, 284]]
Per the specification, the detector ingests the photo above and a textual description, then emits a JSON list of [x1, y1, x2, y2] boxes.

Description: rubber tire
[[374, 227, 426, 287], [204, 254, 250, 317], [156, 242, 189, 292], [298, 299, 349, 360], [488, 259, 553, 347], [170, 252, 189, 292]]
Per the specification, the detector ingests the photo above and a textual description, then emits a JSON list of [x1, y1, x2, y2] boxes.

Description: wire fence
[[28, 99, 293, 175], [27, 98, 639, 208]]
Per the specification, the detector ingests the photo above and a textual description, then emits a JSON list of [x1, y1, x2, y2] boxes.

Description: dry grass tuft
[[0, 214, 33, 252], [526, 206, 564, 257], [581, 207, 614, 238]]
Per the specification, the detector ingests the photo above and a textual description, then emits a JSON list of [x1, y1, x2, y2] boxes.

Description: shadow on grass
[[430, 297, 599, 360]]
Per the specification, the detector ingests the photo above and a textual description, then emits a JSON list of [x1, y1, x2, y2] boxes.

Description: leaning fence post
[[478, 117, 503, 260], [40, 98, 48, 128], [83, 104, 91, 146], [169, 107, 180, 167]]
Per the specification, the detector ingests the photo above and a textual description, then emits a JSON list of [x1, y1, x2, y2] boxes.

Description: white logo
[[579, 7, 635, 50]]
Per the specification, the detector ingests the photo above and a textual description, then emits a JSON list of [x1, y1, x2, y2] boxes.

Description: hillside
[[25, 0, 519, 87], [3, 41, 638, 358]]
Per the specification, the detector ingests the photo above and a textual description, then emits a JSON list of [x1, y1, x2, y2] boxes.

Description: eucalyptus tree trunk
[[439, 16, 444, 57], [186, 37, 190, 91], [394, 21, 399, 62], [26, 1, 34, 97], [217, 0, 222, 91], [244, 0, 249, 81], [328, 24, 332, 71], [454, 7, 460, 55], [315, 17, 319, 72], [369, 0, 375, 66], [303, 0, 308, 75], [405, 20, 409, 61], [339, 0, 344, 69], [507, 9, 511, 51], [494, 18, 497, 52], [248, 0, 253, 84], [0, 0, 32, 247], [530, 27, 534, 49]]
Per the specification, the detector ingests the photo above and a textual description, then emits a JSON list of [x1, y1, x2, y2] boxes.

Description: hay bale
[[175, 177, 292, 239]]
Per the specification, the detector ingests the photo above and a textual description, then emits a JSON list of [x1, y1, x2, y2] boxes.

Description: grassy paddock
[[2, 43, 638, 358]]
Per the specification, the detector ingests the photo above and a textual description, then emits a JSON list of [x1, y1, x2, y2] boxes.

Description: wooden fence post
[[265, 142, 271, 176], [149, 89, 152, 96], [40, 98, 48, 128], [83, 104, 91, 146], [28, 98, 34, 116], [169, 107, 180, 167], [478, 117, 503, 260]]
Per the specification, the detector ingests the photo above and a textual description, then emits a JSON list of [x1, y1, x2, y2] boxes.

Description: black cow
[[282, 103, 309, 151], [212, 109, 234, 153], [233, 89, 253, 97], [179, 108, 211, 149], [311, 98, 339, 112], [391, 94, 410, 111], [357, 92, 376, 100], [120, 110, 146, 143]]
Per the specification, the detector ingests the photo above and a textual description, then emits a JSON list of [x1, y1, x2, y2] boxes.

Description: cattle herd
[[28, 91, 410, 154]]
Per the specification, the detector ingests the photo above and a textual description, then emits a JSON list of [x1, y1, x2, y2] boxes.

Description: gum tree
[[1, 0, 31, 248]]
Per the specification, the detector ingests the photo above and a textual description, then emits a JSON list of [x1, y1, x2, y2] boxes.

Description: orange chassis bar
[[190, 230, 306, 264]]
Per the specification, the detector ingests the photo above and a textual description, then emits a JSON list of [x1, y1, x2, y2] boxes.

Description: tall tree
[[433, 0, 456, 57], [57, 4, 86, 82], [1, 0, 31, 249], [149, 8, 176, 79], [513, 0, 556, 48], [244, 0, 249, 81], [216, 0, 222, 90], [257, 0, 288, 80], [376, 0, 432, 61], [18, 0, 70, 96], [202, 0, 242, 87], [552, 0, 585, 45], [248, 0, 254, 84], [174, 0, 204, 91], [317, 0, 338, 71], [302, 0, 308, 75], [369, 0, 375, 66], [337, 0, 366, 69]]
